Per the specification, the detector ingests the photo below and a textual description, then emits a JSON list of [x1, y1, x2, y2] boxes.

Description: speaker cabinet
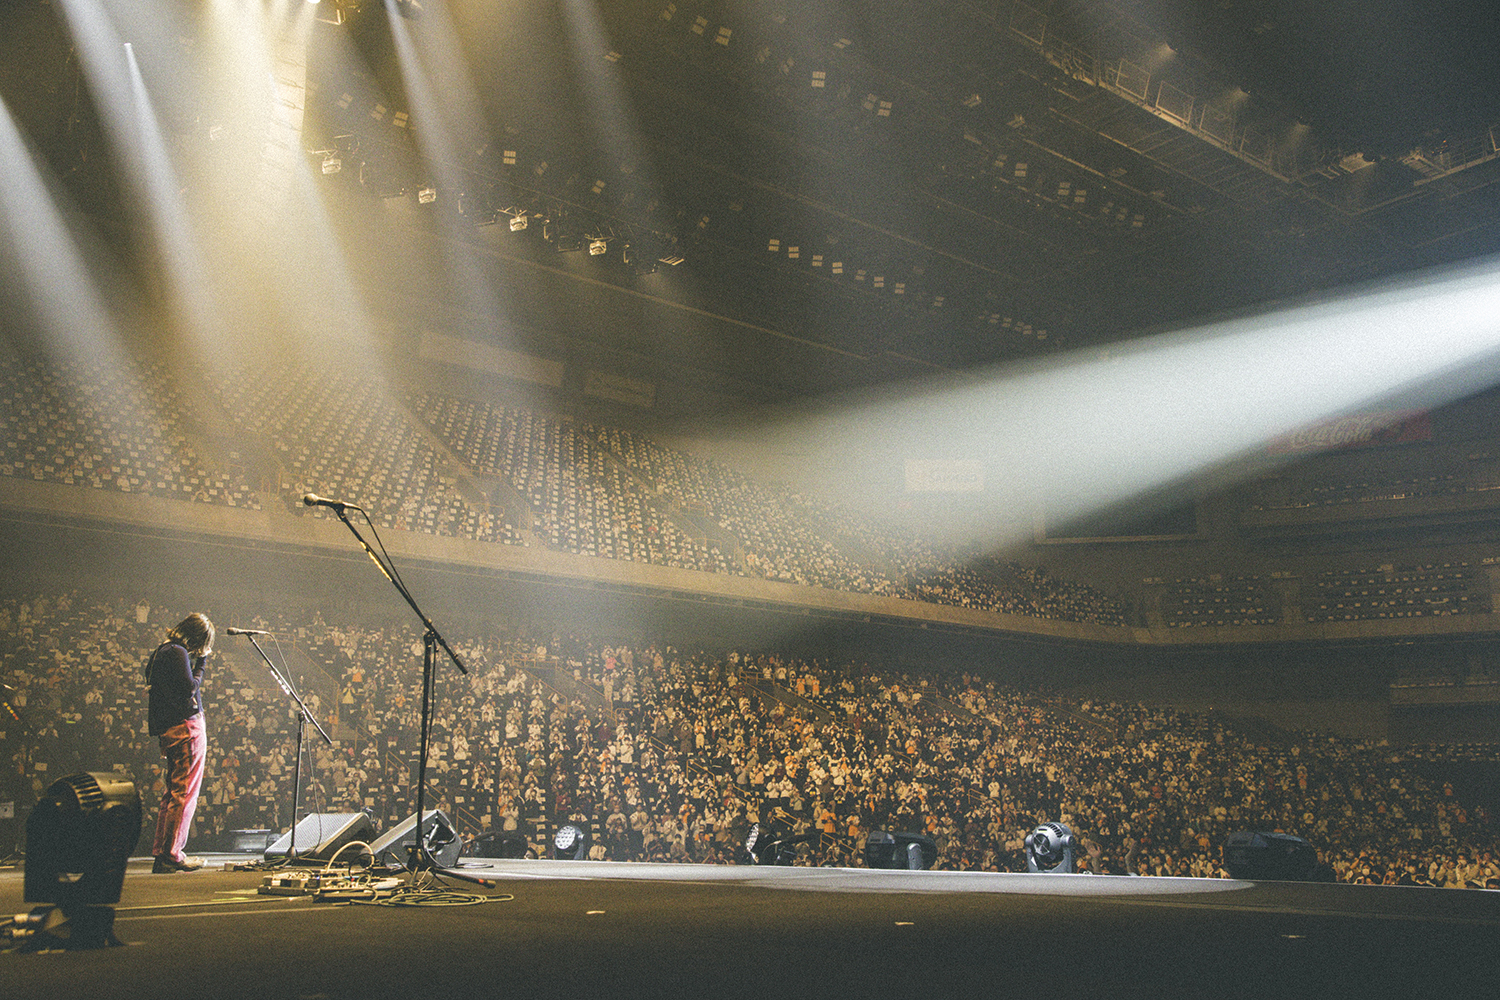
[[1223, 831, 1333, 882], [863, 830, 939, 870], [370, 809, 461, 868], [263, 812, 375, 862], [466, 831, 530, 859], [224, 829, 275, 854]]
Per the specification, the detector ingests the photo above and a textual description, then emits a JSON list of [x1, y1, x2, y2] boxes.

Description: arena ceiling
[[4, 1, 1500, 405]]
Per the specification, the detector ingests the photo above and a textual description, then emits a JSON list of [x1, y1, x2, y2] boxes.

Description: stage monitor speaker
[[264, 812, 374, 862], [1223, 831, 1333, 882], [467, 831, 530, 859], [370, 809, 461, 868], [864, 830, 938, 870], [224, 829, 275, 854]]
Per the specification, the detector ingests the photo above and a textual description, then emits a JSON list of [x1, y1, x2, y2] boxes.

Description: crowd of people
[[2, 590, 1495, 887], [904, 557, 1130, 626], [407, 392, 732, 572], [0, 354, 1132, 626], [14, 356, 1496, 630], [0, 356, 257, 508], [220, 365, 483, 541]]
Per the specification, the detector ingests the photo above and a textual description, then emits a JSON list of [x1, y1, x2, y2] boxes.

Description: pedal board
[[258, 872, 328, 896]]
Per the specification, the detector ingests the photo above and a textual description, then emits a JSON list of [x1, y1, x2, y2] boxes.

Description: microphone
[[225, 627, 271, 636], [303, 492, 358, 510]]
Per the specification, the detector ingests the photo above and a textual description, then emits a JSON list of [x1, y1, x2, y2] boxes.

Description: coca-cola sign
[[1268, 410, 1431, 455]]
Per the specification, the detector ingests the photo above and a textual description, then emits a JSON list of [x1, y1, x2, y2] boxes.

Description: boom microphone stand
[[231, 631, 332, 860], [308, 493, 494, 888]]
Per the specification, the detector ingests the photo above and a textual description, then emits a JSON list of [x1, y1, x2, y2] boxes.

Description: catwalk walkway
[[2, 856, 1497, 999]]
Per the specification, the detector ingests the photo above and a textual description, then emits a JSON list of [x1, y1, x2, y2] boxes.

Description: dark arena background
[[2, 1, 1500, 995]]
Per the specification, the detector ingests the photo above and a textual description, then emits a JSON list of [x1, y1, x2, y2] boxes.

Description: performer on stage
[[146, 612, 214, 872]]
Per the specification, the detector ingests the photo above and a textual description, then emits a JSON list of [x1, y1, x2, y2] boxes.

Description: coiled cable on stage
[[321, 839, 375, 873], [349, 884, 512, 907]]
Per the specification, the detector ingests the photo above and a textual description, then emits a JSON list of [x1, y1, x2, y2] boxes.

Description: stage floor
[[2, 856, 1497, 999]]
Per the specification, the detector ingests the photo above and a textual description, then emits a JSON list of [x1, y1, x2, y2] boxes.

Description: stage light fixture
[[417, 185, 438, 205], [589, 238, 608, 256], [457, 187, 498, 225], [509, 213, 528, 232], [744, 823, 768, 864], [20, 772, 141, 950], [25, 772, 141, 907], [553, 823, 589, 860], [321, 154, 341, 175], [623, 244, 657, 275], [1024, 821, 1077, 873], [545, 221, 583, 252]]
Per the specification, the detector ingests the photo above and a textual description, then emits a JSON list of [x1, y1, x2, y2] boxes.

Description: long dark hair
[[165, 612, 215, 656]]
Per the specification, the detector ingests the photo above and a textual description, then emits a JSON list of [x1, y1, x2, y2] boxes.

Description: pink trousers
[[152, 715, 206, 861]]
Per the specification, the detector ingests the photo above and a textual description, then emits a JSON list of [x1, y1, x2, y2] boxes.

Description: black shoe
[[152, 855, 205, 873]]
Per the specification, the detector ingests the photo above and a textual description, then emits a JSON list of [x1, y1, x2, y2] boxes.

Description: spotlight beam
[[121, 41, 219, 335], [764, 259, 1500, 549], [383, 0, 510, 322], [55, 2, 223, 347], [558, 0, 653, 184], [0, 94, 122, 361]]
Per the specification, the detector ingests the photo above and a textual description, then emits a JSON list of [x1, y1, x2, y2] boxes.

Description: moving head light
[[1025, 821, 1077, 874]]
